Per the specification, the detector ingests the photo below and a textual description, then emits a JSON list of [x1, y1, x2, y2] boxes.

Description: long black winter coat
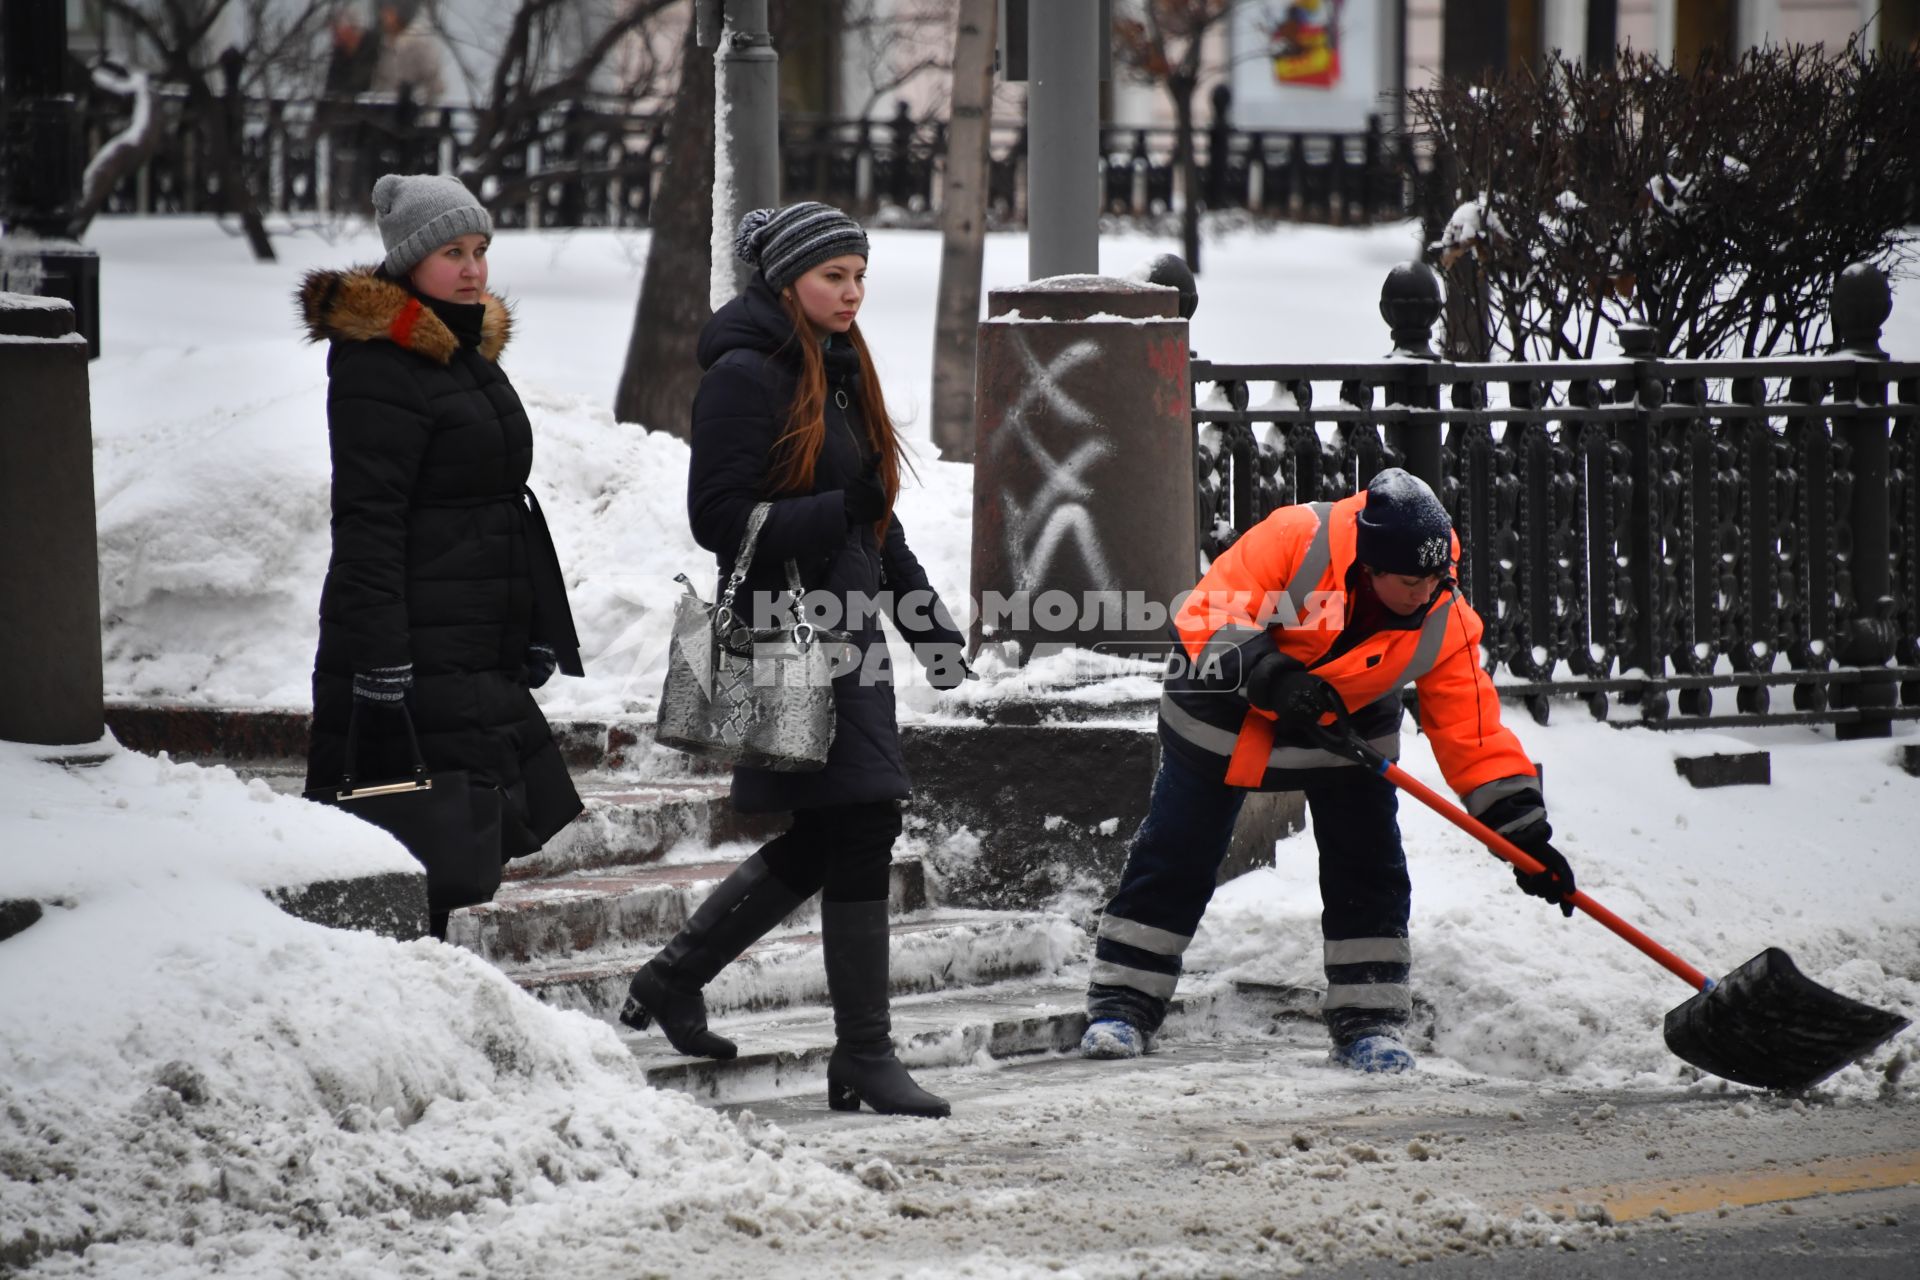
[[689, 272, 963, 814], [298, 267, 583, 858]]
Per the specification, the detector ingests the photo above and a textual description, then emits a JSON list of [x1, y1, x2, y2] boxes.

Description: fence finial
[[1140, 253, 1197, 320], [1829, 263, 1892, 359], [1380, 263, 1441, 360]]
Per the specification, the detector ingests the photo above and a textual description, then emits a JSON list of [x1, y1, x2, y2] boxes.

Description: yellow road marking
[[1527, 1151, 1920, 1223]]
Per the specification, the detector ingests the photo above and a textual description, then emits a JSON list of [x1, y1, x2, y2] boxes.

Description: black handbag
[[303, 702, 504, 915]]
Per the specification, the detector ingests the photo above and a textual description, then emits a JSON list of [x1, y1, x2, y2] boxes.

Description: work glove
[[351, 663, 412, 706], [1243, 653, 1337, 730], [526, 643, 558, 690], [1482, 790, 1577, 916], [922, 643, 977, 691], [843, 454, 889, 527]]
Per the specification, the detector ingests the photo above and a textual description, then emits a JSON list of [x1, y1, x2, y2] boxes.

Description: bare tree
[[1111, 0, 1233, 274], [929, 0, 995, 461], [612, 12, 714, 437], [841, 0, 953, 120], [427, 0, 679, 213], [72, 65, 165, 238], [94, 0, 334, 260]]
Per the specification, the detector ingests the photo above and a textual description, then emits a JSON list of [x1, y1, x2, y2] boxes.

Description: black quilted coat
[[298, 266, 583, 858], [688, 272, 963, 814]]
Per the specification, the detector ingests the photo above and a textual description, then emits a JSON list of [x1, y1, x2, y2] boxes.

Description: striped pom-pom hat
[[734, 202, 870, 292]]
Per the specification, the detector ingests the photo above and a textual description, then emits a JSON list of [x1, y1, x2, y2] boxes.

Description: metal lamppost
[[698, 0, 780, 300], [0, 0, 101, 358]]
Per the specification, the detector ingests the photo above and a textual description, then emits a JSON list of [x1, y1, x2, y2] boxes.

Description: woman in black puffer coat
[[299, 173, 584, 938], [620, 203, 967, 1119]]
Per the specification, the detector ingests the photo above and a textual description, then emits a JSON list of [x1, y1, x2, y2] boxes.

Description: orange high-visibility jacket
[[1159, 491, 1540, 819]]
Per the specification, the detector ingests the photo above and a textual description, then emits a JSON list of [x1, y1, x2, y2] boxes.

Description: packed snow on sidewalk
[[2, 216, 1914, 1276]]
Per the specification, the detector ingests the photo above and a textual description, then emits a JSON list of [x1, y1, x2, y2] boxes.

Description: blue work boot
[[1328, 1033, 1415, 1073], [1079, 1017, 1149, 1059]]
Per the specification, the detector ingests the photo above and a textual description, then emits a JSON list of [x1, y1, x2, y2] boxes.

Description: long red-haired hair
[[766, 291, 907, 541]]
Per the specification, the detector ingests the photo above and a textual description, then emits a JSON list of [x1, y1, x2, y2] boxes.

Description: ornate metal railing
[[1190, 264, 1920, 736], [77, 83, 1416, 228]]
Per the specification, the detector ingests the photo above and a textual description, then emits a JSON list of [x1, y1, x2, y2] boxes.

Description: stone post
[[969, 276, 1194, 666], [0, 294, 103, 745]]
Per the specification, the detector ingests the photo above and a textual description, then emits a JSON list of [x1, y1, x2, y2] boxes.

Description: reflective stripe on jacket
[[1159, 491, 1538, 814]]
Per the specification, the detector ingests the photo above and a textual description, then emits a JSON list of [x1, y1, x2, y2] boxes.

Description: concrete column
[[969, 277, 1194, 665], [1026, 0, 1100, 279], [0, 294, 103, 746]]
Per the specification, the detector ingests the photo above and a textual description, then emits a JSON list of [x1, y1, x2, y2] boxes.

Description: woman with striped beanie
[[620, 203, 969, 1119]]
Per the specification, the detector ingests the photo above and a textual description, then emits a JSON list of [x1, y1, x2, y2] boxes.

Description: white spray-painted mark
[[993, 335, 1115, 592]]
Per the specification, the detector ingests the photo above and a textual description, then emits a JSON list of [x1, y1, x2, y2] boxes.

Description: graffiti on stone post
[[992, 333, 1115, 593]]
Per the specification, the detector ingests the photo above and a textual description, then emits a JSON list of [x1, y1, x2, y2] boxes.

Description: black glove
[[526, 643, 558, 690], [352, 663, 412, 706], [1243, 653, 1336, 729], [1482, 791, 1577, 916], [843, 454, 888, 526]]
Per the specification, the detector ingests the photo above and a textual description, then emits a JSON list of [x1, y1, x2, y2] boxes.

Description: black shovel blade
[[1663, 947, 1910, 1091]]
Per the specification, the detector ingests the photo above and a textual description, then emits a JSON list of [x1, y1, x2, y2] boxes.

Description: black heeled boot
[[821, 898, 951, 1119], [619, 853, 809, 1059]]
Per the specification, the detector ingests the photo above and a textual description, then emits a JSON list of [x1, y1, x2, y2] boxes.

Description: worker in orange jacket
[[1081, 468, 1577, 1072]]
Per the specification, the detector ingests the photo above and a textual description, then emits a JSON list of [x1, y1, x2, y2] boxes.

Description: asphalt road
[[719, 1023, 1920, 1278]]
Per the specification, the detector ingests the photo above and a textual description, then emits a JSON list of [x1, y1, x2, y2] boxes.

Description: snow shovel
[[1311, 716, 1910, 1091]]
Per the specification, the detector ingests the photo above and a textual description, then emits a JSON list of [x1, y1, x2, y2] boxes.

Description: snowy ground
[[2, 217, 1917, 1277]]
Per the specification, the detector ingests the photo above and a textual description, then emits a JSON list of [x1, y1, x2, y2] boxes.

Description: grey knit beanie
[[372, 173, 492, 277], [733, 202, 869, 292]]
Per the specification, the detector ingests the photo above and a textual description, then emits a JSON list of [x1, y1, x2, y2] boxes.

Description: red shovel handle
[[1306, 708, 1713, 993], [1374, 759, 1713, 992]]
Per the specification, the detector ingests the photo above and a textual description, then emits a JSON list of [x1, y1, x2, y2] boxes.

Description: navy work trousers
[[1086, 747, 1413, 1045]]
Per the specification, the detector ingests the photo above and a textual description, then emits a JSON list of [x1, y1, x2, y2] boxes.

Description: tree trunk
[[929, 0, 997, 463], [191, 76, 275, 262], [1173, 90, 1199, 274], [613, 22, 717, 438], [69, 73, 163, 239]]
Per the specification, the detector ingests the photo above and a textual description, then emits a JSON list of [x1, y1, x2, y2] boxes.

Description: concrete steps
[[97, 700, 1319, 1114], [507, 778, 783, 879], [507, 908, 1086, 1022], [453, 855, 930, 965]]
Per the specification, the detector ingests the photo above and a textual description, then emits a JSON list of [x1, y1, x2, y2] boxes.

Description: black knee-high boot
[[620, 852, 810, 1059], [822, 898, 950, 1118]]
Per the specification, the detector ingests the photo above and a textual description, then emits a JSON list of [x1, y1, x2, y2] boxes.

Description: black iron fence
[[82, 85, 1416, 228], [1190, 264, 1920, 735]]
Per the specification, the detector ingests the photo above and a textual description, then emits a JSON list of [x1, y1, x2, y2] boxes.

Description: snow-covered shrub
[[1409, 40, 1920, 360]]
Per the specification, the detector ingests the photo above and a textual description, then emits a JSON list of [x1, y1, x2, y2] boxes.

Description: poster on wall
[[1229, 0, 1382, 131]]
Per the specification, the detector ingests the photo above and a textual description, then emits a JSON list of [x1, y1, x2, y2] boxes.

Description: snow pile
[[0, 744, 860, 1275], [0, 737, 412, 902], [1190, 718, 1920, 1098], [0, 885, 861, 1275], [0, 729, 865, 1274]]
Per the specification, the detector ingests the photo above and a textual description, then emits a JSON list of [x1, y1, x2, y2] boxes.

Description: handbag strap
[[715, 502, 810, 634], [341, 697, 429, 789]]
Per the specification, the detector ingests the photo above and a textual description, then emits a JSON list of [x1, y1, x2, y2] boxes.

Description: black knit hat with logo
[[1354, 468, 1453, 576]]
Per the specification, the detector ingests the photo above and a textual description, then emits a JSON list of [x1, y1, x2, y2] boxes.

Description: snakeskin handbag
[[656, 502, 848, 771]]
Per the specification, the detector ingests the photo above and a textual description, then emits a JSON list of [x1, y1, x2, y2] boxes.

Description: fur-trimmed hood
[[296, 266, 511, 364]]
